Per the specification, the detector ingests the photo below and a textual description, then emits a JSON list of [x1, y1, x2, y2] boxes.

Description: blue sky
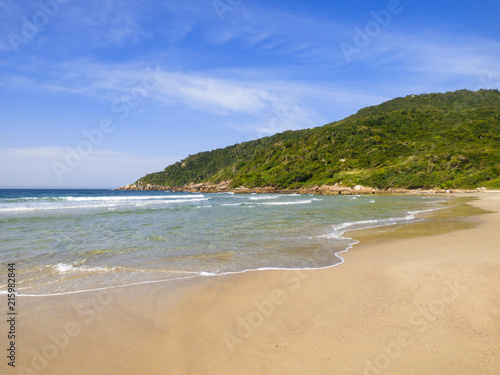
[[1, 0, 499, 188]]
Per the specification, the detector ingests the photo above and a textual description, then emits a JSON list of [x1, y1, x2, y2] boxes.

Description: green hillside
[[136, 89, 500, 190]]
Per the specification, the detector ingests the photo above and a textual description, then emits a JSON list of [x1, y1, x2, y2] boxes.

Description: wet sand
[[2, 193, 500, 374]]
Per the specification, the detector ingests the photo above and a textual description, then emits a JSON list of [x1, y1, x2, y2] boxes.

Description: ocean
[[0, 189, 443, 296]]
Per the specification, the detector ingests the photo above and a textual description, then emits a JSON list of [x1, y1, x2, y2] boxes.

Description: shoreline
[[116, 182, 497, 195], [8, 194, 455, 298], [2, 193, 500, 374]]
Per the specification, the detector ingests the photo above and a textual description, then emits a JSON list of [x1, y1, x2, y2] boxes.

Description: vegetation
[[136, 89, 500, 190]]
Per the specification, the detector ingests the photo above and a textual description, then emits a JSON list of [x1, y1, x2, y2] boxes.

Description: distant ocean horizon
[[0, 189, 444, 296]]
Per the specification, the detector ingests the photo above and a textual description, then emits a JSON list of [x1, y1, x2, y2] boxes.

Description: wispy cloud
[[205, 4, 348, 65], [0, 0, 150, 54], [60, 0, 145, 47], [0, 61, 326, 128], [344, 31, 500, 86]]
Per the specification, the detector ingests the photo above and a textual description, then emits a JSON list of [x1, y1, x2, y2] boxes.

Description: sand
[[2, 193, 500, 374]]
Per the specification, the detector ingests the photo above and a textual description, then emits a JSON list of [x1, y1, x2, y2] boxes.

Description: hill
[[133, 89, 500, 190]]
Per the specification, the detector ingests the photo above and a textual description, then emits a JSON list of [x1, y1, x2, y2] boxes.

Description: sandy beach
[[3, 193, 500, 374]]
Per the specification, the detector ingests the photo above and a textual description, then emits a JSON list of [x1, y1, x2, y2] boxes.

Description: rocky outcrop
[[116, 182, 378, 195], [116, 184, 171, 191], [116, 182, 484, 195], [185, 180, 232, 193], [295, 184, 374, 195]]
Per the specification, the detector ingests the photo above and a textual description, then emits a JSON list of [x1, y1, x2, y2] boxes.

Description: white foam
[[199, 271, 217, 276], [223, 199, 313, 207], [259, 200, 313, 206], [249, 195, 280, 200], [65, 195, 205, 201], [54, 263, 118, 273], [408, 207, 441, 215], [0, 197, 210, 212], [322, 213, 421, 238], [15, 253, 361, 297], [14, 273, 205, 297]]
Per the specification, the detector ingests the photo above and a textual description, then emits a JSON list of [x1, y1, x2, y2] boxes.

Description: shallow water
[[0, 189, 444, 295]]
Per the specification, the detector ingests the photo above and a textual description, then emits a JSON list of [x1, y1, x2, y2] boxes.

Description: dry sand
[[3, 193, 500, 374]]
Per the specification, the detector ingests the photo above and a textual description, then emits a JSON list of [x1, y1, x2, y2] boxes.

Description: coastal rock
[[353, 185, 374, 194], [116, 184, 171, 191], [360, 187, 374, 194], [117, 181, 379, 195], [117, 182, 483, 195]]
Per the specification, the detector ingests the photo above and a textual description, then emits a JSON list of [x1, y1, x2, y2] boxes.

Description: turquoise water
[[0, 189, 443, 295]]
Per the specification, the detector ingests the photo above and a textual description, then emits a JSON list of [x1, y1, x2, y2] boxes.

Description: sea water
[[0, 189, 443, 295]]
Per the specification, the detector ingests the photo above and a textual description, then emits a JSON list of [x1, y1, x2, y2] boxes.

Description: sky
[[0, 0, 499, 188]]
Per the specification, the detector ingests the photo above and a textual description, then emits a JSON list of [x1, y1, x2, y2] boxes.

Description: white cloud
[[0, 61, 328, 131], [152, 72, 273, 114]]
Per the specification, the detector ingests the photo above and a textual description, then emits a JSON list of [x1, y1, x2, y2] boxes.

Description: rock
[[339, 189, 352, 195], [117, 181, 379, 195], [116, 183, 171, 191]]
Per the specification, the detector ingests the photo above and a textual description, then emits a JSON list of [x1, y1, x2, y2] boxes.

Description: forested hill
[[135, 89, 500, 190]]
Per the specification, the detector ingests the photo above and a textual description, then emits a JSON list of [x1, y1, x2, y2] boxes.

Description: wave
[[321, 207, 442, 238], [10, 249, 359, 297], [1, 197, 67, 203], [249, 195, 280, 200], [259, 199, 313, 206], [323, 216, 415, 238], [65, 195, 206, 201], [408, 207, 441, 215], [0, 191, 445, 297], [4, 194, 204, 201], [222, 199, 313, 207], [221, 202, 255, 206], [53, 263, 119, 273], [0, 197, 211, 212]]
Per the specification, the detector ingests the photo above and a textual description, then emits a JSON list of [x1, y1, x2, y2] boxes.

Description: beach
[[3, 192, 500, 374]]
